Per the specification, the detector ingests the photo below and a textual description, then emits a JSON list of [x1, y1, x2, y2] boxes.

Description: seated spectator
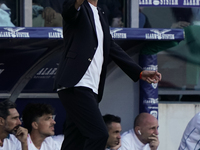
[[0, 2, 15, 27], [119, 113, 159, 150], [178, 112, 200, 150], [170, 7, 200, 92], [103, 114, 122, 150], [22, 103, 60, 150], [52, 119, 66, 149], [52, 134, 64, 150], [0, 100, 28, 150], [171, 8, 192, 29], [139, 7, 151, 28], [32, 0, 62, 27]]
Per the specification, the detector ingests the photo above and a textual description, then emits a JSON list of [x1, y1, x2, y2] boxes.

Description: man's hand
[[15, 126, 28, 143], [148, 134, 159, 150], [171, 21, 190, 29], [140, 70, 161, 84], [15, 127, 28, 150], [110, 139, 121, 150], [111, 17, 124, 27], [42, 7, 57, 24]]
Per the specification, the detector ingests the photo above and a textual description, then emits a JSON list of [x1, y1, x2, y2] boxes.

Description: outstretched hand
[[140, 70, 161, 84]]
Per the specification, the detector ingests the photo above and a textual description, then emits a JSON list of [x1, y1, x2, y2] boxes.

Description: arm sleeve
[[109, 37, 143, 82], [62, 0, 81, 23]]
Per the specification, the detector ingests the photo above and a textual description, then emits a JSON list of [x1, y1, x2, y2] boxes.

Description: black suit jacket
[[54, 0, 143, 101]]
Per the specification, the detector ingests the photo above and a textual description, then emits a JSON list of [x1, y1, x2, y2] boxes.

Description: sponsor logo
[[153, 0, 160, 5], [150, 110, 158, 118], [0, 69, 4, 75], [139, 0, 153, 5], [48, 28, 63, 38], [183, 0, 200, 5], [145, 29, 174, 40], [110, 28, 127, 39], [139, 0, 178, 5], [143, 65, 158, 71], [0, 28, 29, 38], [34, 68, 57, 79], [36, 68, 57, 76], [148, 106, 158, 109], [143, 98, 158, 104], [140, 0, 200, 6], [152, 83, 158, 89]]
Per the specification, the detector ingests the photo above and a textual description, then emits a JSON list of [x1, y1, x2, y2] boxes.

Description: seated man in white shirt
[[0, 100, 28, 150], [119, 113, 159, 150], [103, 114, 122, 150], [0, 2, 15, 27], [22, 103, 60, 150], [52, 134, 64, 150], [178, 111, 200, 150]]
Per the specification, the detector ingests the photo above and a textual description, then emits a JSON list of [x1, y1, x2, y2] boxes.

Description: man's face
[[107, 122, 121, 147], [139, 117, 159, 144], [36, 114, 56, 137], [4, 108, 21, 135]]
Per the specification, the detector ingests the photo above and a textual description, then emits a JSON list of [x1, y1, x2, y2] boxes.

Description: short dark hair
[[0, 100, 16, 119], [22, 103, 54, 133], [103, 114, 121, 129]]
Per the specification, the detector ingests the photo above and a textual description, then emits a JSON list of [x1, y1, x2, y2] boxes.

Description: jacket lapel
[[84, 1, 109, 56], [84, 1, 97, 35], [97, 7, 108, 37], [97, 7, 110, 56]]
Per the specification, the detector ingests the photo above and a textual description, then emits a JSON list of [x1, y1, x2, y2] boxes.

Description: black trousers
[[58, 87, 108, 150]]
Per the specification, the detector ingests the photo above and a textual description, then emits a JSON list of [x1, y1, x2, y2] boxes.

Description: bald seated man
[[119, 113, 159, 150]]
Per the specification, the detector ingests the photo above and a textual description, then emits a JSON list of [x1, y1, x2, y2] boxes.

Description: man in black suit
[[54, 0, 162, 150]]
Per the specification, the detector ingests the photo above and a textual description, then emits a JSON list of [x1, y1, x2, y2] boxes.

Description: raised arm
[[62, 0, 84, 22], [109, 39, 161, 83], [75, 0, 85, 10]]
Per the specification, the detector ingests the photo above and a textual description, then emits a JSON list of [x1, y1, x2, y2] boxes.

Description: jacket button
[[88, 58, 92, 62], [94, 47, 97, 50]]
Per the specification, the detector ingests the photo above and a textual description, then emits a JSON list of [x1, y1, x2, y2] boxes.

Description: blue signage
[[139, 54, 159, 119], [0, 27, 184, 40], [139, 0, 200, 7]]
